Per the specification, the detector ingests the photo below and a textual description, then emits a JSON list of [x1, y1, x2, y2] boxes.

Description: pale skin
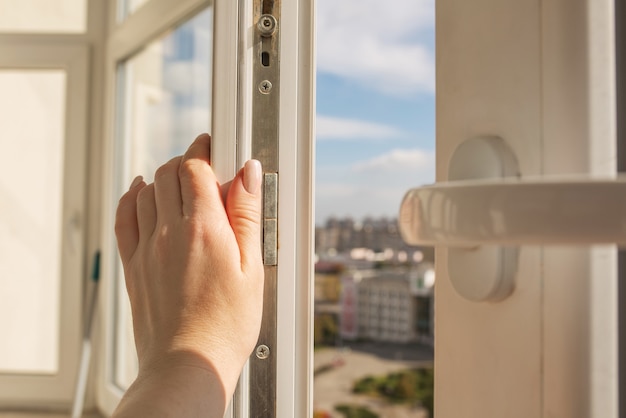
[[113, 134, 264, 417]]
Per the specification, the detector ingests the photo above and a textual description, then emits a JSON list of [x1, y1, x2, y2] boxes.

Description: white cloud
[[315, 148, 435, 221], [352, 148, 434, 173], [317, 115, 406, 140], [316, 182, 425, 221], [317, 0, 435, 96]]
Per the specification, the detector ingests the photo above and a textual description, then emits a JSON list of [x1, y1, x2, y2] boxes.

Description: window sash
[[97, 0, 315, 416], [435, 0, 618, 416], [97, 0, 213, 414]]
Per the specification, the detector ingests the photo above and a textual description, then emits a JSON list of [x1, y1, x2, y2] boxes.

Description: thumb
[[226, 160, 263, 273]]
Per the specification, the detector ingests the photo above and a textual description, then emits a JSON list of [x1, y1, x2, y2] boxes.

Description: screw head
[[259, 80, 273, 94], [256, 344, 270, 360], [257, 14, 277, 37]]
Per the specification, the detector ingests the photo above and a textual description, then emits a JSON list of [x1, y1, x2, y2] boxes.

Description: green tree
[[335, 404, 379, 418], [351, 368, 434, 416]]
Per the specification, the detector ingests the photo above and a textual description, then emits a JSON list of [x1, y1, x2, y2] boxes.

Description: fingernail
[[243, 160, 262, 194], [129, 175, 143, 191]]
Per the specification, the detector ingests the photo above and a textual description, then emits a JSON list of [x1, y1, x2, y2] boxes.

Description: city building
[[315, 217, 434, 263], [339, 265, 435, 344]]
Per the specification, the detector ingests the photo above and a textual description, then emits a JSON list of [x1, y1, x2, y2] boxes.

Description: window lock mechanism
[[249, 0, 281, 417]]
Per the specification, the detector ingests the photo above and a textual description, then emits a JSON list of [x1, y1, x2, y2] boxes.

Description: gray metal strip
[[616, 0, 626, 414], [249, 0, 280, 416], [264, 173, 278, 219], [263, 173, 278, 265]]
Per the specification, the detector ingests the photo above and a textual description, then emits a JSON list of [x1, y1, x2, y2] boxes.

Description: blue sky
[[315, 0, 436, 223]]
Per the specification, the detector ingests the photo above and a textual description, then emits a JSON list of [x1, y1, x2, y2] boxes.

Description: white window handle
[[398, 136, 626, 303], [399, 178, 626, 247]]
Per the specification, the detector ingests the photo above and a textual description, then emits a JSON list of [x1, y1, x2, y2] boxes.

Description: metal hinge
[[263, 173, 278, 266]]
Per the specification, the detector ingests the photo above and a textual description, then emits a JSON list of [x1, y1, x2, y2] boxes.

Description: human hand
[[114, 134, 264, 414]]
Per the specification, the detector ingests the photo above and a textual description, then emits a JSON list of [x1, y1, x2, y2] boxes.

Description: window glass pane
[[113, 7, 213, 389], [128, 0, 149, 15], [0, 70, 66, 374], [0, 0, 86, 33], [314, 0, 435, 416], [118, 0, 150, 21]]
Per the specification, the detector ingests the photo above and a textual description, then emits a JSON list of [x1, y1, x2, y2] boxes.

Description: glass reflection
[[114, 7, 213, 389]]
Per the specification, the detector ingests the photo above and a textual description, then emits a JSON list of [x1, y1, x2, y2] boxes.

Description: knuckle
[[114, 216, 128, 235], [195, 132, 211, 144], [179, 158, 199, 176], [154, 165, 168, 181], [117, 189, 135, 207], [183, 215, 204, 236], [153, 225, 171, 259], [154, 157, 180, 181], [136, 183, 154, 202], [179, 159, 210, 186], [235, 201, 262, 224], [115, 194, 135, 227], [183, 214, 213, 243]]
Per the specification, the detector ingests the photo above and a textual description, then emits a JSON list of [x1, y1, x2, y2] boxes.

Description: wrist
[[139, 347, 243, 399], [115, 351, 234, 418]]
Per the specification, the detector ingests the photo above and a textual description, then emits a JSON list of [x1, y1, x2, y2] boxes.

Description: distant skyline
[[315, 0, 435, 223]]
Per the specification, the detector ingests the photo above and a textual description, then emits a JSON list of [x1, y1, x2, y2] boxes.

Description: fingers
[[219, 179, 233, 206], [137, 183, 157, 241], [226, 160, 263, 273], [115, 176, 145, 264], [118, 135, 260, 274], [154, 156, 183, 222], [179, 134, 224, 219]]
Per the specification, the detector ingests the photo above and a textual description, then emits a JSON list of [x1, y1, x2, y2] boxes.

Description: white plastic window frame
[[213, 1, 315, 416], [96, 0, 315, 416], [259, 0, 315, 416], [434, 0, 618, 417], [0, 40, 88, 407]]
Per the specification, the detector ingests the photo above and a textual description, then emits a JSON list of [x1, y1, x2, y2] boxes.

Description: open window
[[1, 0, 624, 417]]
